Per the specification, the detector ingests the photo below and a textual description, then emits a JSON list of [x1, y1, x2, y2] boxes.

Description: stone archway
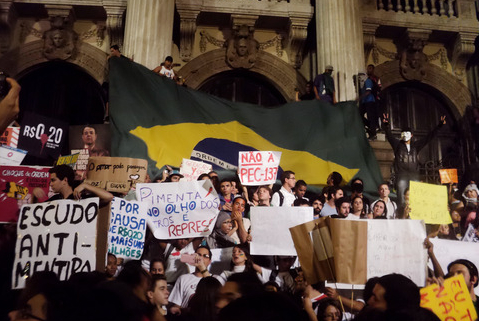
[[0, 40, 108, 84], [375, 60, 472, 119], [178, 49, 307, 102]]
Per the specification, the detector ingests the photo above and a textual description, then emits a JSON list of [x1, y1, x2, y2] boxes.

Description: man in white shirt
[[271, 171, 296, 207]]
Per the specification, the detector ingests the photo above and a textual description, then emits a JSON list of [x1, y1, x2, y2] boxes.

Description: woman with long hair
[[185, 276, 222, 321], [368, 200, 388, 219], [216, 244, 261, 285], [349, 196, 367, 219]]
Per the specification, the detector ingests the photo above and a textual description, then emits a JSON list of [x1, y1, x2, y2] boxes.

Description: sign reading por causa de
[[108, 197, 149, 259], [12, 198, 99, 289], [238, 151, 281, 186], [136, 180, 219, 239]]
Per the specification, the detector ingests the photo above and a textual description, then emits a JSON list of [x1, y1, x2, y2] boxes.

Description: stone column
[[315, 0, 364, 102], [123, 0, 174, 69]]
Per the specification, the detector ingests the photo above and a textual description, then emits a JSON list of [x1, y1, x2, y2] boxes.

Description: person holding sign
[[383, 113, 446, 206], [447, 259, 478, 315]]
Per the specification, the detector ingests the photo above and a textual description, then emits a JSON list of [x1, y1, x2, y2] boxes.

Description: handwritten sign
[[17, 112, 68, 159], [108, 198, 149, 259], [85, 157, 148, 192], [56, 153, 80, 167], [420, 274, 477, 321], [180, 158, 212, 182], [0, 166, 51, 223], [367, 220, 427, 286], [439, 169, 458, 184], [410, 181, 452, 224], [136, 180, 219, 239], [238, 151, 281, 185], [0, 145, 27, 165], [0, 126, 20, 147], [12, 198, 99, 289], [250, 206, 313, 255]]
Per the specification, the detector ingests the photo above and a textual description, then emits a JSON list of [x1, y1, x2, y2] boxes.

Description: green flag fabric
[[109, 57, 383, 191]]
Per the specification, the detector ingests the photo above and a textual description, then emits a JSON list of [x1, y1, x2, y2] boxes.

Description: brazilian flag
[[109, 57, 382, 191]]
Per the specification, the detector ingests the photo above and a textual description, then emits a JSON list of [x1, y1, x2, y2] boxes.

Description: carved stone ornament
[[225, 25, 259, 69], [43, 17, 78, 60], [399, 38, 427, 81]]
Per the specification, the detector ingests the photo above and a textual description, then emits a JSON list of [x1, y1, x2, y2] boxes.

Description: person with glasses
[[169, 245, 213, 315], [205, 211, 237, 249], [271, 171, 297, 207]]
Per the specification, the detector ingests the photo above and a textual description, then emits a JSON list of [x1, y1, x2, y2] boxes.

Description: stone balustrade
[[377, 0, 458, 17]]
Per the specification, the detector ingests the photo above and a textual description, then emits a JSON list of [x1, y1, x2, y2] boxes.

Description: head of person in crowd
[[220, 178, 233, 197], [231, 244, 254, 272], [164, 56, 173, 69], [304, 81, 314, 94], [400, 127, 413, 143], [168, 169, 183, 182], [295, 180, 308, 199], [327, 186, 343, 202], [110, 45, 121, 57], [216, 272, 264, 311], [351, 195, 366, 217], [187, 276, 222, 321], [49, 164, 75, 195], [367, 64, 375, 77], [351, 179, 365, 198], [147, 274, 169, 314], [378, 183, 391, 200], [207, 211, 236, 248], [324, 65, 334, 75], [231, 179, 243, 196], [326, 171, 342, 187], [371, 200, 387, 219], [335, 196, 351, 218], [82, 126, 97, 148], [447, 259, 478, 299], [367, 273, 419, 313], [172, 238, 190, 251], [264, 281, 280, 292], [461, 203, 477, 232], [232, 196, 246, 216], [257, 185, 272, 206], [149, 258, 165, 276], [105, 253, 118, 278], [317, 298, 343, 321], [281, 170, 296, 191], [117, 260, 151, 303], [275, 256, 296, 272], [311, 195, 324, 218], [462, 183, 479, 203], [208, 171, 220, 192], [198, 173, 210, 181], [293, 198, 310, 207]]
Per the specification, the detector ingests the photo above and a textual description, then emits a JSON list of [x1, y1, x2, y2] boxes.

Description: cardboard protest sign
[[367, 220, 427, 286], [85, 157, 148, 193], [180, 158, 212, 181], [410, 181, 452, 224], [0, 126, 20, 147], [250, 206, 313, 255], [420, 274, 478, 321], [238, 151, 281, 185], [429, 238, 479, 296], [55, 153, 80, 167], [0, 166, 50, 223], [108, 197, 149, 259], [12, 198, 99, 289], [136, 180, 219, 239], [17, 112, 68, 159], [0, 145, 27, 165], [439, 169, 458, 184]]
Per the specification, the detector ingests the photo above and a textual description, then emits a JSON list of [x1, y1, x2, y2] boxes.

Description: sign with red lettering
[[238, 151, 281, 186], [180, 158, 212, 182], [136, 180, 219, 239], [0, 126, 20, 147], [0, 165, 51, 223], [420, 274, 477, 321]]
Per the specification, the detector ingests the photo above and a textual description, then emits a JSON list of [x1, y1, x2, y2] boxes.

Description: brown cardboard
[[96, 204, 110, 273]]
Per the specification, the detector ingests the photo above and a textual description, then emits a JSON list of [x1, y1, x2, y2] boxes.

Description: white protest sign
[[12, 198, 99, 289], [250, 206, 313, 255], [180, 158, 212, 182], [0, 145, 27, 165], [238, 151, 281, 186], [463, 224, 479, 243], [108, 197, 149, 259], [136, 180, 219, 239], [429, 238, 479, 296], [367, 220, 427, 286]]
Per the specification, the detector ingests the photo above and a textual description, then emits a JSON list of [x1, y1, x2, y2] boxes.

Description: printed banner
[[136, 180, 219, 239], [0, 166, 51, 223], [420, 274, 478, 321], [12, 198, 99, 289], [85, 157, 148, 192], [439, 169, 458, 184], [55, 153, 80, 167], [0, 126, 20, 147], [108, 197, 149, 259], [410, 181, 452, 224], [68, 124, 111, 156], [238, 151, 281, 186], [180, 158, 212, 182], [0, 145, 27, 165], [17, 112, 68, 159], [72, 149, 89, 181], [250, 206, 313, 255]]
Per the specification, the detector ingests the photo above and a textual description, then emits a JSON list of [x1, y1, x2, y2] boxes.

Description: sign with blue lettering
[[108, 197, 149, 259], [12, 198, 99, 289], [136, 180, 219, 239]]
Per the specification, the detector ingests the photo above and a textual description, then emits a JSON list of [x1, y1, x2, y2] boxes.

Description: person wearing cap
[[447, 259, 478, 314], [313, 65, 336, 104], [358, 70, 378, 140], [168, 169, 183, 182], [382, 113, 446, 205], [462, 183, 479, 206]]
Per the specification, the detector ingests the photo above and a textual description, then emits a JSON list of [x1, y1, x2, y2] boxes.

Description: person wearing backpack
[[271, 171, 296, 207]]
